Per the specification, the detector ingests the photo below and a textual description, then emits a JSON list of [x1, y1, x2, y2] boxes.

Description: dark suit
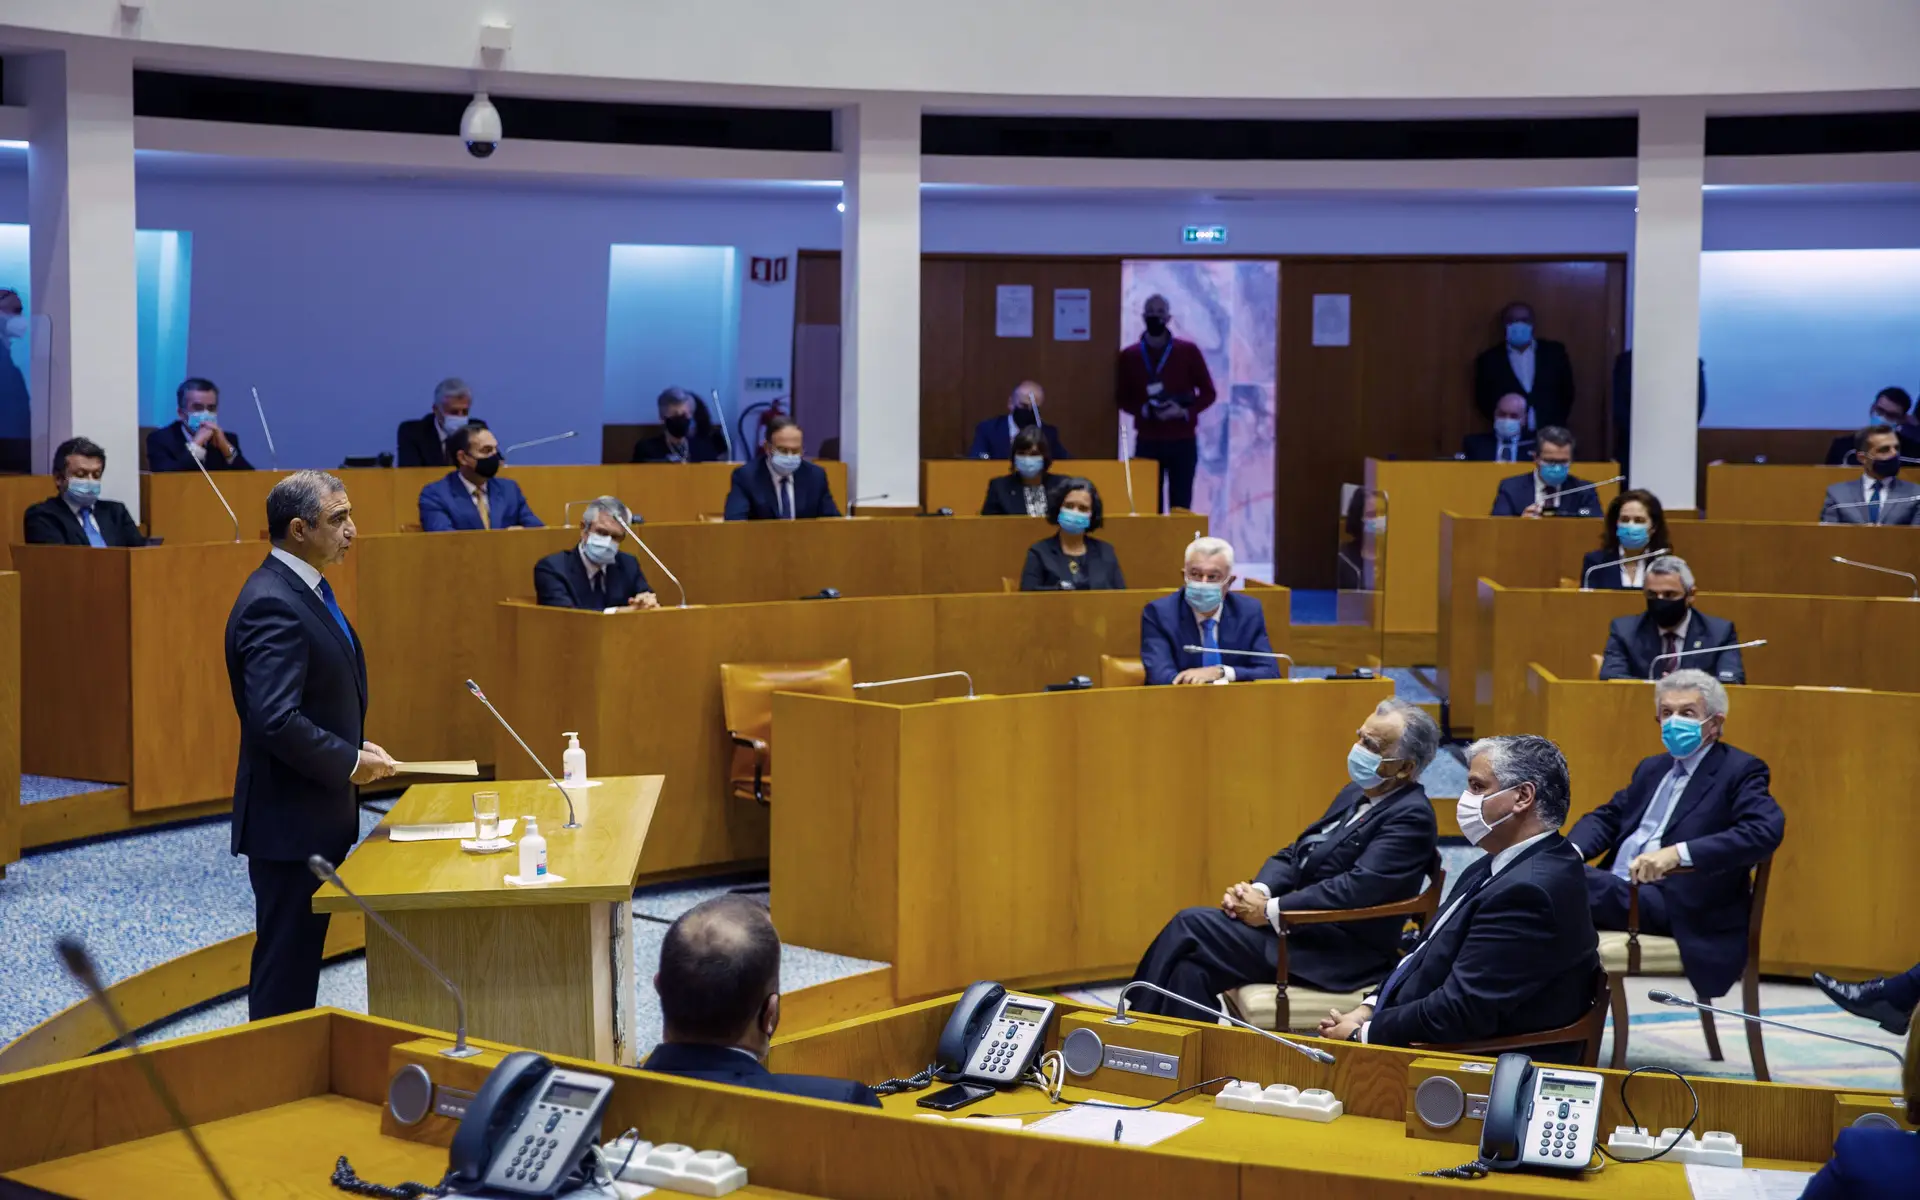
[[1367, 833, 1600, 1059], [981, 471, 1064, 517], [641, 1042, 880, 1108], [968, 415, 1071, 461], [534, 547, 651, 610], [146, 421, 254, 472], [1020, 534, 1126, 591], [225, 554, 367, 1019], [1599, 610, 1745, 683], [1474, 339, 1575, 429], [417, 472, 543, 531], [632, 430, 725, 463], [1578, 547, 1648, 591], [1129, 782, 1439, 1014], [1824, 429, 1920, 467], [23, 496, 147, 547], [1139, 590, 1279, 685], [1492, 472, 1601, 518], [1801, 1127, 1920, 1200], [1460, 432, 1535, 463], [723, 458, 839, 520], [1567, 742, 1783, 999], [1821, 477, 1920, 526], [397, 414, 447, 468]]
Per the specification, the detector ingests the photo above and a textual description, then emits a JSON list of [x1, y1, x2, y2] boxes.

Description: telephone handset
[[447, 1049, 616, 1196], [935, 980, 1056, 1087], [1480, 1052, 1603, 1172]]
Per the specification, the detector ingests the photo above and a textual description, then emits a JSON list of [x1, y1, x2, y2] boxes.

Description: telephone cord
[[328, 1156, 451, 1198]]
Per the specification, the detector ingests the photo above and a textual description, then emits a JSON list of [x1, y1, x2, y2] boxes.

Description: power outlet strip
[[1214, 1080, 1343, 1123], [602, 1138, 748, 1197], [1605, 1127, 1743, 1168]]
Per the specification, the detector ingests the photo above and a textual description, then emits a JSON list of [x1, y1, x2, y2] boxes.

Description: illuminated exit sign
[[1183, 224, 1229, 245]]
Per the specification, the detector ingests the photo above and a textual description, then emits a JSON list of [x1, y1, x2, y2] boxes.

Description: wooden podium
[[313, 776, 659, 1064]]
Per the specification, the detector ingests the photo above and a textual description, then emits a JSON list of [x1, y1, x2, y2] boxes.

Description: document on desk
[[390, 818, 517, 842], [1685, 1164, 1814, 1200], [1025, 1106, 1203, 1147]]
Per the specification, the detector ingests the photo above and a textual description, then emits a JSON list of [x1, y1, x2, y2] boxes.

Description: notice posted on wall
[[996, 284, 1034, 338], [1312, 293, 1352, 347], [1053, 288, 1092, 341]]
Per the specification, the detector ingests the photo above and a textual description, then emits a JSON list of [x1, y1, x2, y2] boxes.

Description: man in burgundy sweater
[[1116, 294, 1217, 511]]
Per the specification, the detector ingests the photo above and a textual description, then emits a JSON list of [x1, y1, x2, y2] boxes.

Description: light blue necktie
[[316, 577, 356, 648], [1614, 763, 1689, 880], [1200, 618, 1223, 668], [80, 508, 106, 548], [1869, 481, 1883, 525]]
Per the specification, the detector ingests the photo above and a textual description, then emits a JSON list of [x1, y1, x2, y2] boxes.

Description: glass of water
[[472, 790, 501, 843]]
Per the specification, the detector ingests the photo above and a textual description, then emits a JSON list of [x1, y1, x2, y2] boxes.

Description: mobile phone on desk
[[918, 1082, 996, 1112]]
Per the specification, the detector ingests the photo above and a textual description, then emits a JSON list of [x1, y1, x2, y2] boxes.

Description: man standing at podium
[[226, 471, 396, 1019]]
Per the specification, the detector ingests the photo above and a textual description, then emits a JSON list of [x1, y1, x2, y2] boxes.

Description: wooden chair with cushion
[[1599, 858, 1772, 1080], [1425, 966, 1613, 1068], [1225, 858, 1446, 1035], [719, 659, 854, 806], [1099, 655, 1145, 688]]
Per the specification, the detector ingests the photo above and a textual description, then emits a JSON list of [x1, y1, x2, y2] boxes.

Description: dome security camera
[[461, 92, 502, 158]]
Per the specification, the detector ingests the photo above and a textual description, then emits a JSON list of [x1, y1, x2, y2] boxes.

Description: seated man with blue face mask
[[533, 495, 657, 611], [1460, 392, 1535, 463], [723, 417, 839, 520], [1127, 699, 1441, 1025], [1139, 536, 1281, 685], [1566, 670, 1782, 1012], [24, 436, 148, 547], [146, 378, 255, 473], [1490, 426, 1598, 518]]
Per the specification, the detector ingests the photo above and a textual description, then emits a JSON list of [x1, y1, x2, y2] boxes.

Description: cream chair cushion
[[1227, 984, 1373, 1034], [1598, 930, 1685, 976]]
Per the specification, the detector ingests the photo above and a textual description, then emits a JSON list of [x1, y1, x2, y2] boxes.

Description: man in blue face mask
[[1473, 300, 1576, 432], [146, 377, 255, 473], [724, 417, 840, 520], [1139, 536, 1281, 685], [23, 436, 148, 547], [533, 495, 658, 611], [1490, 426, 1600, 518], [1565, 670, 1782, 1051]]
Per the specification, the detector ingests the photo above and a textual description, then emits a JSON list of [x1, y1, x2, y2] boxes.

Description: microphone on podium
[[501, 430, 578, 456], [1110, 980, 1336, 1065], [306, 856, 481, 1058], [1647, 639, 1767, 682], [1541, 474, 1624, 516], [853, 671, 975, 699], [709, 388, 734, 462], [56, 936, 240, 1200], [1581, 547, 1669, 590], [189, 440, 242, 543], [1831, 556, 1920, 599], [1181, 645, 1296, 674], [464, 679, 580, 828], [248, 386, 280, 470], [1826, 495, 1920, 524], [610, 512, 688, 608], [847, 494, 890, 517], [1647, 990, 1905, 1070]]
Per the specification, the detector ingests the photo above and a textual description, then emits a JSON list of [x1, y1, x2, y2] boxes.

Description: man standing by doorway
[[1117, 294, 1216, 511]]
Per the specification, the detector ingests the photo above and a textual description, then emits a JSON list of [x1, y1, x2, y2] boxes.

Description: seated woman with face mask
[[980, 426, 1064, 517], [1020, 477, 1127, 591]]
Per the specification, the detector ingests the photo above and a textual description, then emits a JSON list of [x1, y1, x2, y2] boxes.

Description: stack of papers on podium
[[1025, 1106, 1202, 1147]]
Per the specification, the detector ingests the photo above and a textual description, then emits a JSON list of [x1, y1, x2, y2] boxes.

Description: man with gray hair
[[1321, 734, 1599, 1059], [1130, 698, 1441, 1022], [396, 376, 483, 468], [534, 495, 658, 610], [1140, 536, 1280, 685], [1567, 669, 1782, 1008], [1599, 554, 1746, 683], [225, 470, 396, 1019]]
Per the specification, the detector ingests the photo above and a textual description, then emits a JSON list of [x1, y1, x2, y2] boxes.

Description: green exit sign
[[1183, 224, 1228, 245]]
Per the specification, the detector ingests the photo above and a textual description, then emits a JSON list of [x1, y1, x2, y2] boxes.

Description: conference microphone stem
[[190, 443, 242, 543], [249, 386, 280, 470], [1108, 980, 1336, 1065], [853, 670, 975, 699], [466, 680, 580, 828], [1582, 547, 1669, 591], [1649, 991, 1905, 1069], [613, 514, 687, 608]]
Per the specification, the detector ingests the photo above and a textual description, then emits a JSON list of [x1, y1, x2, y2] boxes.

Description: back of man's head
[[657, 895, 780, 1044]]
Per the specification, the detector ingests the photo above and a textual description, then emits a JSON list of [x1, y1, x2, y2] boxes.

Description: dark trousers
[[1584, 865, 1674, 937], [1886, 963, 1920, 1011], [1136, 438, 1199, 512], [1129, 906, 1278, 1017], [248, 856, 333, 1020]]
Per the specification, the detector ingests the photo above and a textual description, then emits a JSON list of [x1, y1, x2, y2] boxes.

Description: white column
[[1627, 99, 1706, 510], [20, 44, 140, 513], [839, 95, 921, 510]]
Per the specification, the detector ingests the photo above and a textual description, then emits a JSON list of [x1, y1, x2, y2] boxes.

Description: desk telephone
[[1479, 1053, 1602, 1173], [447, 1050, 616, 1196], [936, 980, 1057, 1086]]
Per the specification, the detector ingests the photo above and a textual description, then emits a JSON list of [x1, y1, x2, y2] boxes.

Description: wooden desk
[[1439, 514, 1920, 733], [1529, 668, 1920, 977], [315, 776, 658, 1064], [921, 459, 1159, 516], [0, 475, 67, 569], [772, 679, 1390, 999], [1367, 458, 1618, 654], [1707, 463, 1854, 522], [1475, 582, 1920, 736], [496, 588, 1291, 882]]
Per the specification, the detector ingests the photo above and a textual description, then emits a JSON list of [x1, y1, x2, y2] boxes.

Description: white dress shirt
[[1188, 601, 1237, 683], [1508, 343, 1537, 394], [1620, 559, 1647, 588], [270, 545, 324, 593], [767, 461, 798, 519]]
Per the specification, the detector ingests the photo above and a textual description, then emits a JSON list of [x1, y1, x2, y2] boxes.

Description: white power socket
[[1214, 1080, 1343, 1123], [602, 1138, 748, 1197], [1605, 1127, 1743, 1168]]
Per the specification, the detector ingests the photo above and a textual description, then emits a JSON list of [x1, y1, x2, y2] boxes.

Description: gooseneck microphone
[[1542, 474, 1624, 514], [611, 512, 687, 608], [710, 388, 733, 462], [1832, 556, 1920, 599], [847, 493, 890, 518], [1182, 646, 1296, 674], [306, 857, 481, 1059], [1826, 495, 1920, 524], [1110, 980, 1336, 1065], [501, 430, 578, 456], [853, 671, 975, 699], [249, 386, 280, 470], [1647, 638, 1768, 682], [1582, 547, 1669, 590], [189, 435, 242, 543], [56, 937, 241, 1200], [1648, 990, 1905, 1070], [465, 679, 580, 828]]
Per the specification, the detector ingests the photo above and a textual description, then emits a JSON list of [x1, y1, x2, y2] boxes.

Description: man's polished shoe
[[1813, 972, 1912, 1035]]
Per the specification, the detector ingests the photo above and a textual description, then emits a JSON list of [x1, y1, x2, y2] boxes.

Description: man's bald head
[[656, 895, 781, 1044]]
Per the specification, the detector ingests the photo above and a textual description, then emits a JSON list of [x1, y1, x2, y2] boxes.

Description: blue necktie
[[1869, 481, 1883, 525], [316, 577, 356, 647], [1614, 763, 1689, 880], [1200, 618, 1222, 668], [80, 508, 106, 548], [778, 476, 794, 521]]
